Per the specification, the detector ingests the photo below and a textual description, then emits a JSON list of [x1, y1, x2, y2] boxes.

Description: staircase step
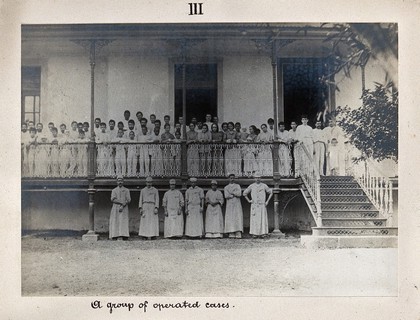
[[312, 227, 398, 236], [321, 189, 366, 196], [320, 176, 355, 183], [320, 183, 360, 189], [301, 235, 398, 249], [321, 195, 370, 203], [322, 218, 387, 227], [322, 203, 376, 210], [321, 211, 379, 218]]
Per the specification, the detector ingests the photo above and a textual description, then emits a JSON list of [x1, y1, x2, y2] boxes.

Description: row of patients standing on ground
[[109, 174, 273, 240]]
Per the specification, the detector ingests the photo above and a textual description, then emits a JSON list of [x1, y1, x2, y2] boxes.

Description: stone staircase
[[301, 176, 398, 248]]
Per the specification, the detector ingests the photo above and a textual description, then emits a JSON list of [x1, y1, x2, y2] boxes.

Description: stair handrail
[[295, 142, 322, 226], [345, 144, 394, 225]]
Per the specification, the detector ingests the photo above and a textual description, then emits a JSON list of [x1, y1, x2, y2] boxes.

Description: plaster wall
[[21, 190, 314, 233], [335, 58, 388, 110], [40, 55, 108, 126], [106, 56, 170, 123], [221, 56, 273, 127]]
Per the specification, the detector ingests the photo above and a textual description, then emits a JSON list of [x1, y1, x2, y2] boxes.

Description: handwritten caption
[[91, 300, 231, 314]]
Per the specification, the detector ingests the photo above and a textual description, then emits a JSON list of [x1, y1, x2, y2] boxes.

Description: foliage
[[321, 23, 398, 88], [337, 83, 398, 162]]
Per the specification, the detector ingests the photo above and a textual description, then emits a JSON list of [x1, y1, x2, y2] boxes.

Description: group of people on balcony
[[21, 110, 346, 178], [110, 174, 273, 241]]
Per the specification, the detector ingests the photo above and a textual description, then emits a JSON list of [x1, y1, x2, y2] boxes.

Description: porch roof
[[22, 23, 335, 41]]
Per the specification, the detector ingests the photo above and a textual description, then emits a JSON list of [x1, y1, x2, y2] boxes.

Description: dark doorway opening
[[174, 64, 217, 124], [280, 58, 330, 129]]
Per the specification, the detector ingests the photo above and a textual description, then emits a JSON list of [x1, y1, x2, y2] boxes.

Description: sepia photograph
[[20, 22, 399, 297], [2, 0, 420, 318]]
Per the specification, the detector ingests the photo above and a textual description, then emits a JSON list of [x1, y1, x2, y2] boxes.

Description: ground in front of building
[[21, 231, 397, 297]]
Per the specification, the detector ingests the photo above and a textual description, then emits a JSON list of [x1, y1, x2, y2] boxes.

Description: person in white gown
[[296, 115, 314, 157], [109, 176, 131, 240], [276, 122, 292, 177], [313, 120, 327, 176], [205, 180, 224, 238], [243, 173, 273, 238], [163, 179, 184, 238], [224, 174, 243, 238], [138, 176, 160, 239], [185, 177, 205, 238]]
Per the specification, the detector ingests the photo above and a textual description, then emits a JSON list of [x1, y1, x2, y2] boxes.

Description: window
[[174, 63, 218, 124], [21, 66, 41, 124]]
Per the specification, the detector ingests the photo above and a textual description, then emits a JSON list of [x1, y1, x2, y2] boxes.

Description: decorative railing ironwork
[[22, 141, 297, 179], [187, 142, 274, 177], [277, 142, 293, 177], [357, 161, 393, 225], [294, 143, 322, 225], [96, 142, 182, 178], [22, 142, 89, 178], [344, 144, 394, 226]]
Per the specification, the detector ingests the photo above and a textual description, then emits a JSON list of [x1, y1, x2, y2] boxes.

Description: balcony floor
[[22, 177, 302, 191]]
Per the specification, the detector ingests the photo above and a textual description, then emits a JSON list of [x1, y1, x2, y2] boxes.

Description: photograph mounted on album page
[[1, 0, 419, 320]]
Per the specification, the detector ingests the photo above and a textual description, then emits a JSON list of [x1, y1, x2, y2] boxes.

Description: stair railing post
[[316, 172, 322, 226], [378, 177, 385, 212], [388, 180, 394, 226], [384, 178, 389, 216]]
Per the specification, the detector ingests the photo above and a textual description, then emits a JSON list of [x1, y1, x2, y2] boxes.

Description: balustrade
[[344, 143, 394, 225], [22, 141, 297, 179], [21, 142, 89, 178], [294, 143, 322, 225]]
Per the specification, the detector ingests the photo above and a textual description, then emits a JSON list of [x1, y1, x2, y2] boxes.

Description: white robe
[[205, 189, 224, 235], [313, 128, 327, 175], [296, 124, 314, 157], [138, 187, 160, 237], [243, 182, 272, 236], [277, 130, 292, 177], [185, 187, 204, 237], [163, 189, 184, 238], [109, 186, 131, 239], [224, 183, 243, 233]]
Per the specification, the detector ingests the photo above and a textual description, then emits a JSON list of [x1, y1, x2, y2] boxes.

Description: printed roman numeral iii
[[188, 3, 203, 15]]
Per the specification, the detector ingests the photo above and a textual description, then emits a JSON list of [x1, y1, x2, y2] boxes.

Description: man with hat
[[243, 173, 273, 238], [205, 180, 224, 238], [109, 176, 131, 240], [162, 179, 185, 238], [185, 177, 205, 238], [224, 174, 244, 239], [138, 176, 160, 239]]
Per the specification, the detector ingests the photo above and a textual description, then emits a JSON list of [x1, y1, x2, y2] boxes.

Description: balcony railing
[[344, 143, 394, 225], [294, 143, 322, 225], [22, 142, 89, 178], [21, 141, 295, 179]]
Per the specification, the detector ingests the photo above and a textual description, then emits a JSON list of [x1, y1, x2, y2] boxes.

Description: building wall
[[21, 189, 314, 233], [221, 56, 273, 126], [41, 55, 108, 126], [35, 54, 277, 127], [335, 58, 387, 110], [22, 191, 89, 230], [27, 37, 389, 129], [106, 56, 170, 122]]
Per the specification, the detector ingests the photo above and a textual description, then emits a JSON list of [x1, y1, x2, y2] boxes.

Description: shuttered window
[[22, 66, 41, 124]]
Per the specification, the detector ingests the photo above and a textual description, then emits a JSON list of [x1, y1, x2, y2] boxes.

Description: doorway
[[280, 58, 330, 128], [174, 63, 217, 124]]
